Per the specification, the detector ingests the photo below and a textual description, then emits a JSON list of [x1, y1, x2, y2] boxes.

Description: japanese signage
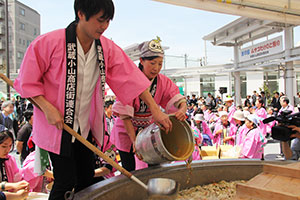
[[239, 36, 283, 62]]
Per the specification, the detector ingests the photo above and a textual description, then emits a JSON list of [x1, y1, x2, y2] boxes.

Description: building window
[[19, 22, 25, 31], [200, 76, 215, 97], [19, 8, 25, 16], [264, 72, 279, 96], [17, 52, 24, 59], [34, 28, 37, 36], [19, 38, 21, 44], [26, 40, 31, 47]]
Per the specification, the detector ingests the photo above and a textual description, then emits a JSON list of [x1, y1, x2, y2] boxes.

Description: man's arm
[[139, 90, 172, 133], [16, 141, 23, 155], [31, 95, 64, 130], [282, 141, 293, 160]]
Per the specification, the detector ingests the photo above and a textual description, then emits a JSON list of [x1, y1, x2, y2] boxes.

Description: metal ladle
[[0, 73, 179, 199]]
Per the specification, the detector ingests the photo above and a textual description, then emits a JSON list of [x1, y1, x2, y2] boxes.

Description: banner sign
[[239, 36, 283, 62]]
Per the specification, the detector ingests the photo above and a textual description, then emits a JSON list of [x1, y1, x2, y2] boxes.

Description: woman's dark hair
[[138, 56, 160, 71], [74, 0, 114, 22], [0, 130, 14, 152], [257, 98, 265, 108]]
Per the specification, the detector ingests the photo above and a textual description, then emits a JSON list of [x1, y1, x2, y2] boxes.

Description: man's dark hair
[[74, 0, 114, 22], [281, 96, 289, 104], [23, 110, 33, 122], [275, 92, 279, 96], [104, 100, 114, 109]]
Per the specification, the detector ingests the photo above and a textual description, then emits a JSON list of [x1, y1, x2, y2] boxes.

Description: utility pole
[[5, 0, 9, 100]]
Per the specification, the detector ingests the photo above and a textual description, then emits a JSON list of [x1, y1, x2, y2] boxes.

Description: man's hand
[[288, 125, 300, 138]]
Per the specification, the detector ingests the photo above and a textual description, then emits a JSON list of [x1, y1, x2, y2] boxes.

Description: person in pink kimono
[[232, 110, 248, 146], [265, 107, 276, 137], [13, 1, 172, 199], [21, 151, 53, 192], [0, 130, 29, 199], [240, 114, 267, 159], [224, 97, 236, 124], [213, 111, 236, 146], [192, 113, 213, 146], [253, 98, 267, 119], [111, 37, 187, 171]]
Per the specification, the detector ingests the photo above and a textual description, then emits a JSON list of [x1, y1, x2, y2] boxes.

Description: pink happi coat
[[21, 151, 43, 192], [234, 124, 249, 146], [191, 121, 213, 141], [4, 155, 22, 183], [204, 111, 215, 123], [13, 29, 150, 154], [111, 73, 185, 170], [191, 127, 203, 160], [228, 105, 236, 124], [255, 107, 267, 119], [265, 115, 276, 134], [96, 133, 118, 179], [240, 127, 267, 159], [213, 121, 236, 146]]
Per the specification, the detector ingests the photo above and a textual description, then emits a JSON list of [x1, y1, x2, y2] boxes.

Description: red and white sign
[[239, 36, 283, 62]]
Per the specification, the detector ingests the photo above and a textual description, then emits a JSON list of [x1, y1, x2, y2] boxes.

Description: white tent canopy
[[152, 0, 300, 25]]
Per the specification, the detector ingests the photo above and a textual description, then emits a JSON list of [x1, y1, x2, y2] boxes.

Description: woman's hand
[[215, 129, 223, 135], [9, 180, 29, 192], [173, 110, 186, 121]]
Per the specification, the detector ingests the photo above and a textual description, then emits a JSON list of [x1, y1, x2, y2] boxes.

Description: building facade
[[0, 0, 40, 96]]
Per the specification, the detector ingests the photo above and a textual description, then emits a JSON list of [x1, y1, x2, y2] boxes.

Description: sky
[[17, 0, 300, 66]]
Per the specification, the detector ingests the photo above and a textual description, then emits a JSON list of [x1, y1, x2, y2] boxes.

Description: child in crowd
[[213, 111, 236, 147], [240, 114, 267, 159]]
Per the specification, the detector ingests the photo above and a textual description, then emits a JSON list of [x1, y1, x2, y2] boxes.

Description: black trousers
[[118, 146, 135, 172], [48, 132, 95, 200]]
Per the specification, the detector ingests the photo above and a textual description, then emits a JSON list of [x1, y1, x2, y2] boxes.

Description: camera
[[263, 110, 300, 141]]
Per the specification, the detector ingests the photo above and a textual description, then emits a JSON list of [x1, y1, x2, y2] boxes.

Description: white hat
[[218, 111, 228, 117], [232, 110, 245, 121], [246, 114, 260, 126], [243, 110, 250, 118], [194, 114, 204, 121]]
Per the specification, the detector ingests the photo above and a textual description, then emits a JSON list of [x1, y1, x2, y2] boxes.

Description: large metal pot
[[74, 159, 293, 200], [135, 115, 195, 164]]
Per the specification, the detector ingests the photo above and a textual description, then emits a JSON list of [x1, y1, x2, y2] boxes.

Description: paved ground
[[264, 138, 283, 161]]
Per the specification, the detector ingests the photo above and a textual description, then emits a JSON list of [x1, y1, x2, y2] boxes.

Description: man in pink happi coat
[[13, 0, 171, 199]]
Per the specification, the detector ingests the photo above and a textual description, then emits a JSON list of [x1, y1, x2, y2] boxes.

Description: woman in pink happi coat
[[224, 97, 236, 124], [213, 111, 236, 147], [0, 130, 30, 199], [192, 113, 213, 146], [240, 114, 267, 159], [265, 107, 276, 135], [111, 38, 187, 171], [232, 110, 249, 146], [253, 98, 267, 119]]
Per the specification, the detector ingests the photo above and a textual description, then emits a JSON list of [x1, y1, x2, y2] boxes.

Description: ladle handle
[[0, 73, 147, 189]]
